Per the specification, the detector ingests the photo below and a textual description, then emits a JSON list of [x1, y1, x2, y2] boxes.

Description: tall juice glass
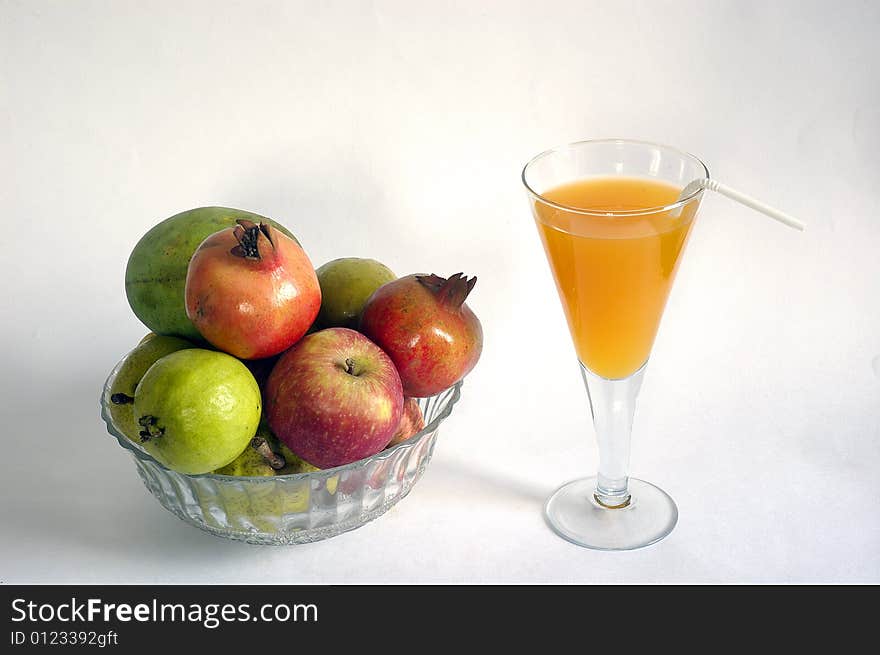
[[522, 139, 709, 550]]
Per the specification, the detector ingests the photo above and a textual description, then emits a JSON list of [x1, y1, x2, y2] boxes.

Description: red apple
[[185, 219, 321, 359], [359, 273, 482, 397], [387, 398, 425, 447], [265, 327, 404, 468], [336, 398, 424, 496]]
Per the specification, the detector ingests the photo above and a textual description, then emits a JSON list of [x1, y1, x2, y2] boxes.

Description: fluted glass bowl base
[[544, 477, 678, 551]]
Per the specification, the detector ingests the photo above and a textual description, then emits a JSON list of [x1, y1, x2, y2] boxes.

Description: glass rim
[[521, 138, 711, 217]]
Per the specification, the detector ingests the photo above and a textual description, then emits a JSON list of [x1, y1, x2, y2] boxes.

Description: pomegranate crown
[[230, 219, 276, 260], [416, 273, 477, 307]]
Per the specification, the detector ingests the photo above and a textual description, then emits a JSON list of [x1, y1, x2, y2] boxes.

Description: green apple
[[133, 349, 261, 474], [315, 257, 396, 329]]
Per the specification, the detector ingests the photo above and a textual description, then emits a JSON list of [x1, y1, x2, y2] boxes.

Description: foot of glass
[[544, 477, 678, 551]]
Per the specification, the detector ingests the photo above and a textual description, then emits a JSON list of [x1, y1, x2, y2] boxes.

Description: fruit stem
[[230, 219, 274, 260], [137, 415, 164, 443], [417, 273, 477, 308], [110, 393, 134, 405], [344, 357, 358, 376], [251, 436, 286, 470]]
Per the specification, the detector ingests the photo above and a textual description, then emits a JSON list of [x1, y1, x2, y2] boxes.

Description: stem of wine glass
[[580, 361, 647, 508]]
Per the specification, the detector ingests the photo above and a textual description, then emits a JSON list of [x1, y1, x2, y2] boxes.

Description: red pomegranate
[[185, 219, 320, 359], [359, 273, 482, 397]]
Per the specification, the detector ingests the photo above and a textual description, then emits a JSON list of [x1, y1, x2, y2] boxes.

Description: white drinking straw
[[677, 178, 805, 231]]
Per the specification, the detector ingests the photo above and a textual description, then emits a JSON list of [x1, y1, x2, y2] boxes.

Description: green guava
[[213, 425, 285, 477], [213, 444, 276, 477], [108, 334, 195, 442], [124, 207, 298, 341], [132, 349, 262, 474], [212, 424, 322, 532], [315, 257, 396, 329], [212, 477, 312, 534], [275, 441, 335, 495], [276, 442, 321, 475]]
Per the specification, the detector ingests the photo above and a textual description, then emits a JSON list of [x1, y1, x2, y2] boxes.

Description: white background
[[2, 0, 878, 584]]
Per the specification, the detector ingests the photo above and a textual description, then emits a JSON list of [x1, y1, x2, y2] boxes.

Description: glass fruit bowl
[[100, 350, 462, 545]]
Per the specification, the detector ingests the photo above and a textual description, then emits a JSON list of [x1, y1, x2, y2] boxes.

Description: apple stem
[[251, 436, 286, 470], [344, 357, 357, 376], [137, 415, 164, 443], [110, 393, 134, 405]]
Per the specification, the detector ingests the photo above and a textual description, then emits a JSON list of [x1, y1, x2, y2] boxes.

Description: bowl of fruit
[[101, 207, 482, 545]]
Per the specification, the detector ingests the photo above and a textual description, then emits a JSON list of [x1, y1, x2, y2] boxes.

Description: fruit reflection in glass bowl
[[100, 349, 462, 545]]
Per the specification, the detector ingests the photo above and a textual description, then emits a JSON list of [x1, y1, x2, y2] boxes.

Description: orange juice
[[534, 177, 699, 379]]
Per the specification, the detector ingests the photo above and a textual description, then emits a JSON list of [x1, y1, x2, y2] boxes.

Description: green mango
[[124, 207, 298, 341]]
